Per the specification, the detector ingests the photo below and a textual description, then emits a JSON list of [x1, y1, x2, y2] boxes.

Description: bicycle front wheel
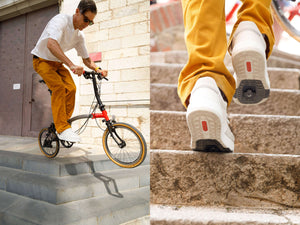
[[272, 0, 300, 42], [38, 127, 60, 158], [103, 123, 147, 168]]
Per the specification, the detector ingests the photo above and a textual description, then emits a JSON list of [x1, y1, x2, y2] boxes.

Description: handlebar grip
[[83, 71, 108, 81]]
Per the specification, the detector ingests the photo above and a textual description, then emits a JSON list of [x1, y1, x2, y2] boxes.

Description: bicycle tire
[[102, 123, 147, 168], [272, 0, 300, 42], [38, 127, 60, 158]]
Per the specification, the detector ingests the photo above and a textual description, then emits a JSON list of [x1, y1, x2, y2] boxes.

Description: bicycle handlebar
[[83, 71, 108, 81]]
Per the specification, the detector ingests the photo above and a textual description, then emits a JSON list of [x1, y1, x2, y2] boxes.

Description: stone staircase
[[0, 136, 150, 225], [150, 49, 300, 224]]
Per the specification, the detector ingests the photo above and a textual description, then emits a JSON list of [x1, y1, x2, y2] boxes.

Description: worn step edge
[[150, 110, 300, 154], [0, 164, 149, 204], [151, 49, 300, 69], [0, 187, 149, 225], [150, 204, 300, 225], [0, 149, 150, 177], [150, 83, 300, 116], [150, 63, 300, 90], [150, 150, 300, 208], [120, 216, 150, 225]]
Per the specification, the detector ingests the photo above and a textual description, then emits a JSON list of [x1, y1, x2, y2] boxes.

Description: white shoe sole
[[231, 21, 270, 105], [187, 109, 233, 153], [56, 133, 80, 143], [232, 49, 270, 105]]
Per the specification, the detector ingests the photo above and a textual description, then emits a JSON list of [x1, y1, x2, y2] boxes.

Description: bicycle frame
[[83, 71, 126, 148], [88, 71, 110, 122]]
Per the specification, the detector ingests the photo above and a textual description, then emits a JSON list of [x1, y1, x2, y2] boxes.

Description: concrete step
[[150, 205, 300, 225], [150, 63, 300, 90], [150, 49, 300, 69], [150, 84, 300, 116], [121, 216, 149, 225], [0, 187, 149, 225], [0, 164, 149, 204], [150, 111, 300, 155], [150, 149, 300, 208], [0, 149, 150, 177]]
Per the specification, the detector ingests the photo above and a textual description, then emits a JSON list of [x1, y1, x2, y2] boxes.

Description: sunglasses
[[82, 14, 94, 26]]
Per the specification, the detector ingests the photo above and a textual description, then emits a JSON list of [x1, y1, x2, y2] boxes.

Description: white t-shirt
[[31, 14, 89, 62]]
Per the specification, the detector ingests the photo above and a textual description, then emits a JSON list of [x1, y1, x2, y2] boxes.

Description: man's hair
[[78, 0, 97, 15]]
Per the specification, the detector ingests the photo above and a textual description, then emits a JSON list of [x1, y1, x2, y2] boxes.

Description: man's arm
[[82, 57, 108, 77], [47, 38, 83, 75]]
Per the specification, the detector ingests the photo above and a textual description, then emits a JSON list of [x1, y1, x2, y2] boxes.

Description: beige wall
[[61, 0, 150, 146]]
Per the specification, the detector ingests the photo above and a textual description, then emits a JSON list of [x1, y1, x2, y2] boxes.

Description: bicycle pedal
[[234, 80, 269, 104]]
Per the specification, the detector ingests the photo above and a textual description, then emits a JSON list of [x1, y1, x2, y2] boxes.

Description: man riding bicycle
[[32, 0, 107, 143]]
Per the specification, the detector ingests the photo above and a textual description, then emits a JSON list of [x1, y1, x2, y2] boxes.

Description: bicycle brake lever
[[97, 74, 108, 81]]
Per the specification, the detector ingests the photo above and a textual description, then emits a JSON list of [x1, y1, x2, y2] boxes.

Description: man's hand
[[82, 57, 107, 77], [96, 68, 108, 77], [70, 65, 84, 76]]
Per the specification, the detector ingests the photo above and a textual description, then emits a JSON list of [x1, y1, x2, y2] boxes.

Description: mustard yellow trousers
[[33, 57, 76, 133], [178, 0, 275, 107]]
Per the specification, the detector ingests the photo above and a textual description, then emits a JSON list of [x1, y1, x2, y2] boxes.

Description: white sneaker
[[57, 128, 81, 143], [186, 77, 234, 152], [230, 21, 270, 105]]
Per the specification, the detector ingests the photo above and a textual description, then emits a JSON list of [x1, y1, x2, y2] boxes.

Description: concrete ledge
[[150, 205, 300, 225], [150, 63, 300, 89], [0, 149, 150, 177], [0, 187, 149, 225], [150, 111, 300, 155], [0, 164, 149, 204], [0, 0, 58, 22], [151, 150, 300, 208], [151, 49, 300, 70], [151, 84, 300, 116]]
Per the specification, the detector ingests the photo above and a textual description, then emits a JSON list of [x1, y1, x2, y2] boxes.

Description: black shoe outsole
[[234, 80, 270, 104], [194, 139, 233, 153]]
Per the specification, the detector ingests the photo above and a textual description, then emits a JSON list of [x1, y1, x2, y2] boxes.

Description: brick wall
[[61, 0, 150, 146], [150, 0, 185, 51]]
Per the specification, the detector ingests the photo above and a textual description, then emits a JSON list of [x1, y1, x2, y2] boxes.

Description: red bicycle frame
[[91, 111, 110, 121]]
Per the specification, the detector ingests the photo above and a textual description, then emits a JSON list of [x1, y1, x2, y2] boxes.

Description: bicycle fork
[[107, 122, 126, 149], [92, 110, 126, 148]]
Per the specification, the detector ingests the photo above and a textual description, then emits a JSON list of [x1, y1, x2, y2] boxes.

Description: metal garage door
[[0, 4, 58, 137]]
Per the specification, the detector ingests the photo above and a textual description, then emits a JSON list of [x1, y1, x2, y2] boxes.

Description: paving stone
[[150, 111, 300, 155], [150, 150, 300, 208]]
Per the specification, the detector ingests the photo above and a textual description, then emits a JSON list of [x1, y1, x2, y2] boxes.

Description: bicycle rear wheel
[[272, 0, 300, 42], [103, 123, 147, 168], [38, 127, 60, 158]]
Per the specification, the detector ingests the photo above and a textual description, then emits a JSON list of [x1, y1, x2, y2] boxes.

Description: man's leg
[[57, 64, 76, 120], [33, 58, 80, 142], [178, 0, 235, 152], [229, 0, 275, 105], [178, 0, 235, 108]]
